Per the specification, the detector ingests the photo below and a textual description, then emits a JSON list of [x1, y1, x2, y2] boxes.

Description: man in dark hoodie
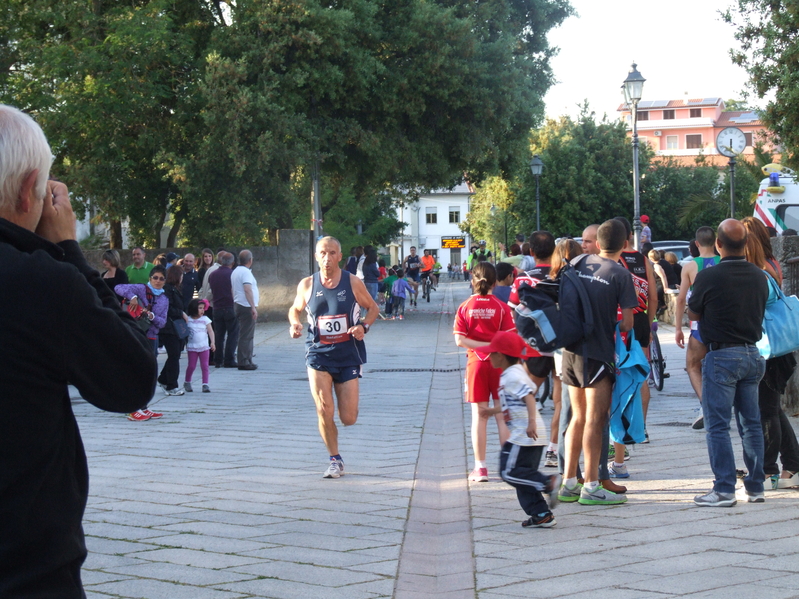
[[0, 104, 157, 597]]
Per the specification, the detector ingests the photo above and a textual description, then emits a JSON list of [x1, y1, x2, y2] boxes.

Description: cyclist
[[420, 249, 437, 292], [403, 246, 422, 307]]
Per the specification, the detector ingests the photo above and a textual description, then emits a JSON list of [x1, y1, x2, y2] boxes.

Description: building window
[[666, 135, 678, 149], [449, 207, 460, 223], [425, 207, 437, 224], [638, 111, 649, 121], [686, 134, 703, 149], [663, 109, 675, 120], [744, 132, 753, 147], [690, 108, 702, 118]]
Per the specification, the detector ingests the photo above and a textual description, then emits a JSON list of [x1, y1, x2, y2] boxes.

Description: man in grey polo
[[232, 249, 259, 370]]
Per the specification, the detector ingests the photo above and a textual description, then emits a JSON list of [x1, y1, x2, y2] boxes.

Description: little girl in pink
[[184, 299, 216, 392]]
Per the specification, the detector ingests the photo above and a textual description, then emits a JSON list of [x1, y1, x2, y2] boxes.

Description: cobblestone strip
[[395, 285, 475, 599]]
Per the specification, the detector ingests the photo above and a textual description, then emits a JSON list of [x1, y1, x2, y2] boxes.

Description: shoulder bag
[[757, 272, 799, 359]]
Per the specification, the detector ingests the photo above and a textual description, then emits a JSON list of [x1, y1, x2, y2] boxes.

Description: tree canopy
[[1, 0, 572, 248], [465, 105, 756, 248], [724, 1, 799, 165]]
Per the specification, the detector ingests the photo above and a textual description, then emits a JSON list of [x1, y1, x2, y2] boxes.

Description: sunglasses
[[150, 276, 165, 281]]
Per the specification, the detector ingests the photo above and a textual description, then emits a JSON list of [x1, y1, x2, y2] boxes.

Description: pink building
[[618, 98, 768, 166]]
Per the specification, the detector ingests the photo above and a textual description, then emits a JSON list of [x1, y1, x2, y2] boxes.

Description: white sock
[[565, 477, 578, 489], [584, 480, 599, 492], [475, 460, 487, 469], [547, 442, 558, 453], [614, 461, 625, 468]]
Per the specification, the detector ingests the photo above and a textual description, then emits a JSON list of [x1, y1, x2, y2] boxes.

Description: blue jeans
[[702, 346, 766, 494], [365, 282, 378, 301]]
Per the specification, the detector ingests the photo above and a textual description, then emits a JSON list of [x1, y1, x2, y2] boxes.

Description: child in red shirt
[[454, 262, 516, 482]]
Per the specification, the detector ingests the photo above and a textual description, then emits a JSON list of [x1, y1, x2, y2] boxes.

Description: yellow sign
[[441, 236, 466, 249]]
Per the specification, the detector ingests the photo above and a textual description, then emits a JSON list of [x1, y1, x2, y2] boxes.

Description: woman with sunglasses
[[115, 266, 170, 421]]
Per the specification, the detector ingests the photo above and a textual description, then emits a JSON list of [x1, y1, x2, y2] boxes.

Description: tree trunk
[[153, 194, 169, 248], [109, 219, 123, 248], [166, 209, 185, 248]]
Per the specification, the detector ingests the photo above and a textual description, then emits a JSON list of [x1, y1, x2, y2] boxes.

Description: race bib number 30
[[318, 314, 350, 344]]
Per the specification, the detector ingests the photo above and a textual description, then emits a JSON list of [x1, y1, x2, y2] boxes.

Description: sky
[[543, 0, 755, 120]]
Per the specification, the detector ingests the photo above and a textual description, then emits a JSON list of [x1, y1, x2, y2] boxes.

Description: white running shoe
[[323, 459, 344, 479]]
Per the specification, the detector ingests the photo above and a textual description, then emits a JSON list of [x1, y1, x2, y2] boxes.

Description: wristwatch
[[360, 322, 370, 334]]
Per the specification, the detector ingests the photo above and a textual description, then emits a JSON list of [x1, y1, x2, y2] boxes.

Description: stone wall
[[84, 229, 314, 322]]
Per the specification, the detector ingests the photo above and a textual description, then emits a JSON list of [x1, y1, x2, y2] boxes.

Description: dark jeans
[[499, 443, 550, 516], [157, 333, 182, 391], [213, 306, 239, 366], [759, 377, 799, 475], [205, 306, 215, 364]]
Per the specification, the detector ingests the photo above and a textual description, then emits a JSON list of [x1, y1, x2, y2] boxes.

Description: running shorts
[[525, 356, 555, 379], [632, 312, 651, 348], [307, 362, 362, 384], [561, 351, 615, 388], [465, 357, 501, 403]]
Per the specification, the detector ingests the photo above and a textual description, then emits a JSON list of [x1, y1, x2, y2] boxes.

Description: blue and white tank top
[[305, 270, 366, 366]]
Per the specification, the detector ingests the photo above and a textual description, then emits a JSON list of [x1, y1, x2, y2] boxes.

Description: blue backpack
[[513, 254, 594, 353]]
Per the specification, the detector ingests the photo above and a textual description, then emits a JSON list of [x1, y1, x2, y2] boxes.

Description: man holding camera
[[0, 105, 157, 597]]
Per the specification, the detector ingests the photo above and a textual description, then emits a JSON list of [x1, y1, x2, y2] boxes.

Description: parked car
[[651, 240, 691, 262]]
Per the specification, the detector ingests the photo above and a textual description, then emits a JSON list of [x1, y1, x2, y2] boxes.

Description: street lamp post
[[311, 156, 322, 241], [490, 204, 497, 261], [622, 62, 646, 250], [530, 155, 544, 231]]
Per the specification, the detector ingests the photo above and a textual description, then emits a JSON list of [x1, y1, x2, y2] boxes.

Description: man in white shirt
[[231, 249, 260, 370]]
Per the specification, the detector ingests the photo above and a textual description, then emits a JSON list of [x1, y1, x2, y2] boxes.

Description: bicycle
[[421, 272, 433, 302], [649, 320, 667, 391]]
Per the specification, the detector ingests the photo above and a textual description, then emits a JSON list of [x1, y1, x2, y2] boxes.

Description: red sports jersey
[[507, 264, 551, 308], [453, 294, 516, 361], [618, 251, 649, 314]]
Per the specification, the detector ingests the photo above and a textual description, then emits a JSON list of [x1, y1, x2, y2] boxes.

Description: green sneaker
[[578, 484, 627, 505], [608, 445, 630, 461], [557, 482, 583, 503]]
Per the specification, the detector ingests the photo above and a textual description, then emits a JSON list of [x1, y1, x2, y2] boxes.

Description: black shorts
[[633, 312, 651, 348], [525, 356, 555, 378], [307, 362, 362, 384], [561, 351, 615, 388]]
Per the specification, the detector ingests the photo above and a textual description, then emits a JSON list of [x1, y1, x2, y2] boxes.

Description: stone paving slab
[[69, 279, 799, 598]]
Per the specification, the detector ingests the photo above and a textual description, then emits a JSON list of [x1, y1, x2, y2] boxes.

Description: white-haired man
[[0, 105, 157, 597]]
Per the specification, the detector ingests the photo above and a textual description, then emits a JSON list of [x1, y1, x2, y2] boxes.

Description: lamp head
[[622, 62, 645, 104], [529, 155, 544, 177]]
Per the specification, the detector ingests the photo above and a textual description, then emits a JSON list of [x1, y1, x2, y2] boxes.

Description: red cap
[[641, 214, 650, 224], [483, 330, 531, 358]]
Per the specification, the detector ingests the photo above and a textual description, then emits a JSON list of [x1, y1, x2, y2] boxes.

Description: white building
[[388, 182, 473, 270]]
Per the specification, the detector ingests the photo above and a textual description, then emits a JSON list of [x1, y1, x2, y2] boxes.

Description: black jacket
[[0, 218, 157, 597], [159, 283, 185, 336]]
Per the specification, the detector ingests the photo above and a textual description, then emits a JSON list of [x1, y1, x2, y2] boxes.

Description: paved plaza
[[72, 280, 799, 599]]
